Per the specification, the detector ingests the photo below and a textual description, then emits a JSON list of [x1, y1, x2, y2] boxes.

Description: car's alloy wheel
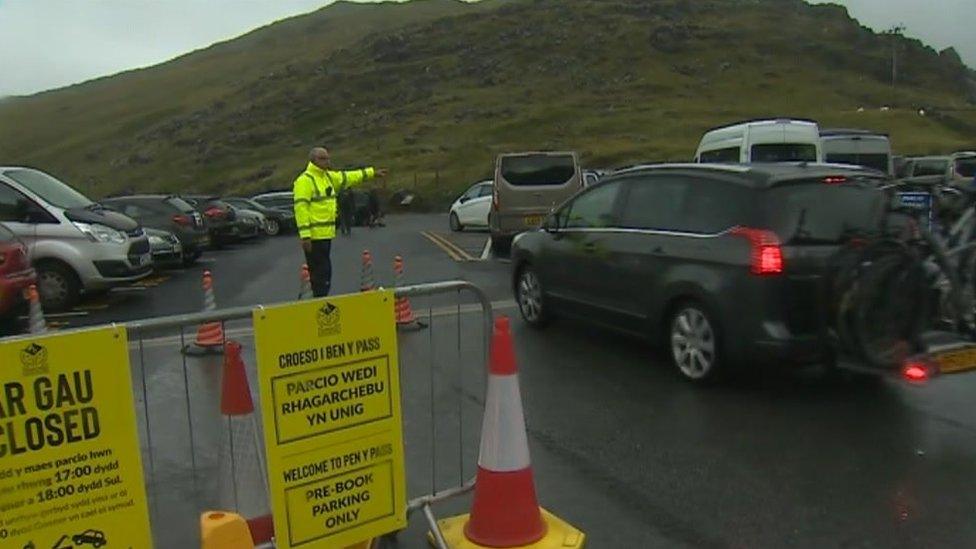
[[265, 218, 281, 236], [516, 267, 548, 327], [670, 305, 718, 381], [37, 264, 79, 312], [449, 212, 462, 232]]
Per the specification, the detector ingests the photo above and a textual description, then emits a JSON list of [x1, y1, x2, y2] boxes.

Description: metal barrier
[[118, 280, 492, 547]]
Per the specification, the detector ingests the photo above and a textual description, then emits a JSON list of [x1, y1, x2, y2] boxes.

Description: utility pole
[[887, 24, 907, 90]]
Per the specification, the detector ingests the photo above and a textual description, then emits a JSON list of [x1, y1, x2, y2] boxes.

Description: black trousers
[[304, 239, 333, 297]]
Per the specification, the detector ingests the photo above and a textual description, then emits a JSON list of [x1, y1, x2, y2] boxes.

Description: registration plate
[[933, 346, 976, 374], [524, 215, 544, 227]]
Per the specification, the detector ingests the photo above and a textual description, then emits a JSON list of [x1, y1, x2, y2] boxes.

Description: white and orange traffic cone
[[298, 263, 313, 300], [361, 250, 376, 292], [25, 284, 47, 334], [393, 255, 426, 331], [433, 316, 585, 548], [217, 340, 273, 546], [183, 270, 225, 355]]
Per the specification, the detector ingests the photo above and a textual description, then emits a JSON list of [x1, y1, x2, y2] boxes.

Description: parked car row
[[0, 166, 301, 320]]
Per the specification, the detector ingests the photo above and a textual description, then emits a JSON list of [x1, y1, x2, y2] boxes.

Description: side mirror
[[542, 216, 558, 232], [459, 196, 470, 204]]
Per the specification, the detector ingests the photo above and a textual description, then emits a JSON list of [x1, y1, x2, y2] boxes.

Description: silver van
[[0, 167, 152, 310], [490, 152, 583, 251]]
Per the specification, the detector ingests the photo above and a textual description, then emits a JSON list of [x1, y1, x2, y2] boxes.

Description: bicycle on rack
[[830, 182, 976, 369]]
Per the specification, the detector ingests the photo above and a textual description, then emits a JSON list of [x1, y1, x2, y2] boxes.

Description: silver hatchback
[[0, 167, 152, 310]]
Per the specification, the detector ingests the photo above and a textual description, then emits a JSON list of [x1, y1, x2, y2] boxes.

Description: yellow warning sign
[[0, 326, 152, 549], [254, 290, 406, 548]]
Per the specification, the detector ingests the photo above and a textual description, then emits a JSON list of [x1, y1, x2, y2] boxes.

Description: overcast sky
[[0, 0, 973, 97]]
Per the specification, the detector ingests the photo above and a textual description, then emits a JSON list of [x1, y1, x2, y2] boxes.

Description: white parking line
[[130, 299, 517, 349], [481, 238, 492, 260]]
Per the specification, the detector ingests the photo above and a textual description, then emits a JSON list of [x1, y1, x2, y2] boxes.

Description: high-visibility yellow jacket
[[293, 162, 376, 240]]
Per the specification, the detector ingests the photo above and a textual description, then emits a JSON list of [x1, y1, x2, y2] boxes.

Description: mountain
[[1, 0, 975, 205]]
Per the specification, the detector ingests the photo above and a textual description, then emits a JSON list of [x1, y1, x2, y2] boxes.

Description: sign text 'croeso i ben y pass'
[[0, 326, 153, 548], [254, 290, 406, 548]]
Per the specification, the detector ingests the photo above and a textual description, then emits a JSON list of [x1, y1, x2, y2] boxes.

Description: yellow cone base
[[200, 511, 254, 549], [430, 508, 585, 548]]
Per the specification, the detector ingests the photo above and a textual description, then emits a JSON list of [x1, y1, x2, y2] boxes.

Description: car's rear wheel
[[265, 218, 281, 236], [449, 212, 462, 232], [516, 265, 549, 328], [669, 302, 722, 382], [37, 261, 81, 312]]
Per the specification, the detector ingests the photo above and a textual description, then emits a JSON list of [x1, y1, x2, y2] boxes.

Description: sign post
[[254, 290, 407, 548], [0, 326, 153, 548]]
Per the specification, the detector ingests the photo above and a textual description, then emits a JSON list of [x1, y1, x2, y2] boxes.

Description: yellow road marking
[[421, 231, 477, 261]]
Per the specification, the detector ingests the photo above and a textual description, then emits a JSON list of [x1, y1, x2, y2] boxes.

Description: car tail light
[[204, 207, 226, 219], [823, 176, 847, 185], [901, 360, 933, 384], [172, 214, 192, 226], [730, 227, 783, 275]]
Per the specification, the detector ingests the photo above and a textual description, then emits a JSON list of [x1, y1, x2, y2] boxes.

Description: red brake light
[[823, 176, 847, 185], [204, 207, 225, 218], [901, 361, 931, 384], [0, 252, 6, 265], [172, 214, 192, 226], [730, 227, 784, 275]]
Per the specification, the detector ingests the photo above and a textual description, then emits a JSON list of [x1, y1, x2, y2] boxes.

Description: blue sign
[[897, 191, 933, 230]]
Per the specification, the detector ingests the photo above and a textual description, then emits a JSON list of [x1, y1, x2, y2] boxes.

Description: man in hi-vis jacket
[[293, 147, 387, 296]]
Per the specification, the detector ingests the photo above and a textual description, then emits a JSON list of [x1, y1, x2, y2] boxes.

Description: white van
[[820, 129, 893, 175], [694, 119, 823, 164]]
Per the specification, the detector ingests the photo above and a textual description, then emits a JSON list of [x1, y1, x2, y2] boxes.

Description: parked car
[[0, 167, 151, 310], [695, 119, 823, 163], [946, 151, 976, 189], [231, 207, 266, 239], [145, 228, 183, 269], [100, 194, 209, 265], [449, 180, 492, 231], [182, 195, 240, 246], [251, 191, 293, 212], [901, 156, 950, 178], [511, 163, 888, 382], [490, 152, 584, 252], [222, 197, 296, 235], [0, 222, 36, 326], [820, 128, 894, 175]]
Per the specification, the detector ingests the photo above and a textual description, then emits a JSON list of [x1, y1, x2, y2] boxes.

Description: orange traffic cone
[[433, 317, 585, 548], [218, 341, 273, 545], [184, 270, 225, 355], [25, 284, 47, 334], [361, 250, 376, 292], [393, 255, 426, 331], [298, 263, 313, 300]]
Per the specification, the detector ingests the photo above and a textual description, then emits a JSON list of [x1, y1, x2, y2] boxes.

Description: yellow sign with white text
[[0, 326, 153, 549], [254, 290, 406, 548]]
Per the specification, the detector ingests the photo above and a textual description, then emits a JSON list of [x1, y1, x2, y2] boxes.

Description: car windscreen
[[3, 168, 93, 209], [751, 144, 818, 163], [955, 158, 976, 178], [913, 159, 948, 176], [762, 181, 884, 244], [165, 196, 198, 213], [0, 223, 15, 241], [825, 153, 890, 173], [500, 155, 576, 186]]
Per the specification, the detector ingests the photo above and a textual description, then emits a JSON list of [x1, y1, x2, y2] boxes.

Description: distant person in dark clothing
[[367, 189, 384, 227], [337, 188, 354, 236]]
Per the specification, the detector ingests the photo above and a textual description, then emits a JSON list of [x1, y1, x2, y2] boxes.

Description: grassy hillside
[[2, 0, 975, 205]]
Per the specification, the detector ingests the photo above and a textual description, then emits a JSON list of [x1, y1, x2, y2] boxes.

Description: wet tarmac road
[[14, 213, 976, 547]]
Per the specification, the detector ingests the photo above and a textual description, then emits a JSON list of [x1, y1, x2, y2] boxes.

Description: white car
[[449, 180, 492, 231]]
